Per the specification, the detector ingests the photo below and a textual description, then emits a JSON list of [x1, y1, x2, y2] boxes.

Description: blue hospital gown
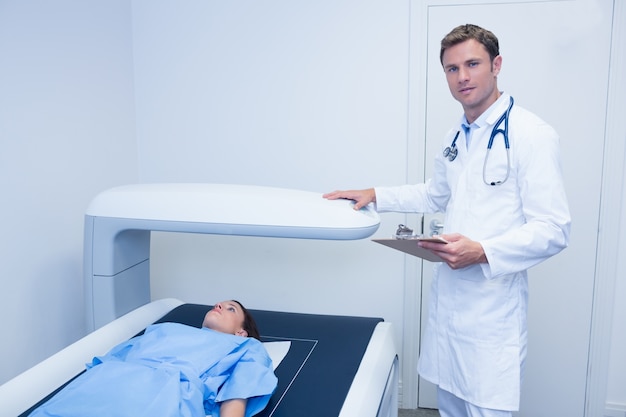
[[29, 322, 278, 417]]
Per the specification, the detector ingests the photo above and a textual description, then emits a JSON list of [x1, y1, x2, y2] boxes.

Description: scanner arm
[[84, 183, 380, 331]]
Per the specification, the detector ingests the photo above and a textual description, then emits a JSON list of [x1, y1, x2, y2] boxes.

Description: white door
[[411, 1, 613, 415]]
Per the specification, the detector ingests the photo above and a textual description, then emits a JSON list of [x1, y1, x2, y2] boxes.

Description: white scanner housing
[[84, 183, 380, 331]]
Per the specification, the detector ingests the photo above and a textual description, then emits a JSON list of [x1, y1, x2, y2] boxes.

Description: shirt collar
[[460, 92, 511, 130], [484, 92, 511, 126]]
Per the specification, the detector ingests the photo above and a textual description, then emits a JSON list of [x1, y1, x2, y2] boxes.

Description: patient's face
[[202, 300, 248, 337]]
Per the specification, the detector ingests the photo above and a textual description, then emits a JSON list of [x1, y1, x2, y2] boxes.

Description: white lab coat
[[375, 93, 571, 411]]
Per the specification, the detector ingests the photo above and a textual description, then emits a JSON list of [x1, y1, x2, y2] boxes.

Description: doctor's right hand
[[322, 188, 376, 210], [418, 233, 488, 270]]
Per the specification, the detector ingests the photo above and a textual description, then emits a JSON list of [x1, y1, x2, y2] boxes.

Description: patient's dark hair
[[233, 300, 261, 340]]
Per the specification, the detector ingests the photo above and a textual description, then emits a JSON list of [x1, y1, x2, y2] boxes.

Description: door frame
[[585, 2, 625, 416]]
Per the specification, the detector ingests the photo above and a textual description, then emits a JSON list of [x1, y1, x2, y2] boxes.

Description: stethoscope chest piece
[[443, 144, 458, 161], [443, 131, 460, 162]]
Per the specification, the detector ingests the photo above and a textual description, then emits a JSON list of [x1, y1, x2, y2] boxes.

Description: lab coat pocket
[[451, 276, 507, 343]]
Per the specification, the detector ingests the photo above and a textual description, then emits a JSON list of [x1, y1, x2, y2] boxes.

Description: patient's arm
[[220, 398, 247, 417]]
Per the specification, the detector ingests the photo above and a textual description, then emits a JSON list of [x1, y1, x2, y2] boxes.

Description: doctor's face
[[202, 300, 248, 337], [442, 38, 502, 123]]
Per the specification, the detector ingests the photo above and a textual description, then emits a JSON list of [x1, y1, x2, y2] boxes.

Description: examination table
[[0, 184, 398, 417]]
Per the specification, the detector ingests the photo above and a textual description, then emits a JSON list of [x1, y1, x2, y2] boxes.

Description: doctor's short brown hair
[[440, 24, 500, 66]]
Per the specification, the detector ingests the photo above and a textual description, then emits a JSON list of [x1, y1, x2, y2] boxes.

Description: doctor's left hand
[[418, 233, 487, 270]]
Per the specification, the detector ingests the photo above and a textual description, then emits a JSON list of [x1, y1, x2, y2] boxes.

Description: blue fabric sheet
[[29, 323, 278, 417]]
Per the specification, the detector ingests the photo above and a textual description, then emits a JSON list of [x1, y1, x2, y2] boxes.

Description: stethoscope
[[443, 96, 514, 186]]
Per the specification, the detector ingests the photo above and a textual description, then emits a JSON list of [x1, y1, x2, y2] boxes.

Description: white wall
[[132, 0, 411, 372], [0, 0, 137, 384], [1, 1, 625, 415]]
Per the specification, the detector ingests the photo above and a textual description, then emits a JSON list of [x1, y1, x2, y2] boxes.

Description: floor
[[399, 408, 440, 417]]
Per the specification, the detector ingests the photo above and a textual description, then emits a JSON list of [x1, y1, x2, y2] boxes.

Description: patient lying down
[[29, 300, 278, 417]]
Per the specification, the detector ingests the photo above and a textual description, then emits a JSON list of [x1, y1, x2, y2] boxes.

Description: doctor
[[324, 24, 570, 417]]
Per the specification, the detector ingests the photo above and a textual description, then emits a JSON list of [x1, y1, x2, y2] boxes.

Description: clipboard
[[373, 237, 447, 262]]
